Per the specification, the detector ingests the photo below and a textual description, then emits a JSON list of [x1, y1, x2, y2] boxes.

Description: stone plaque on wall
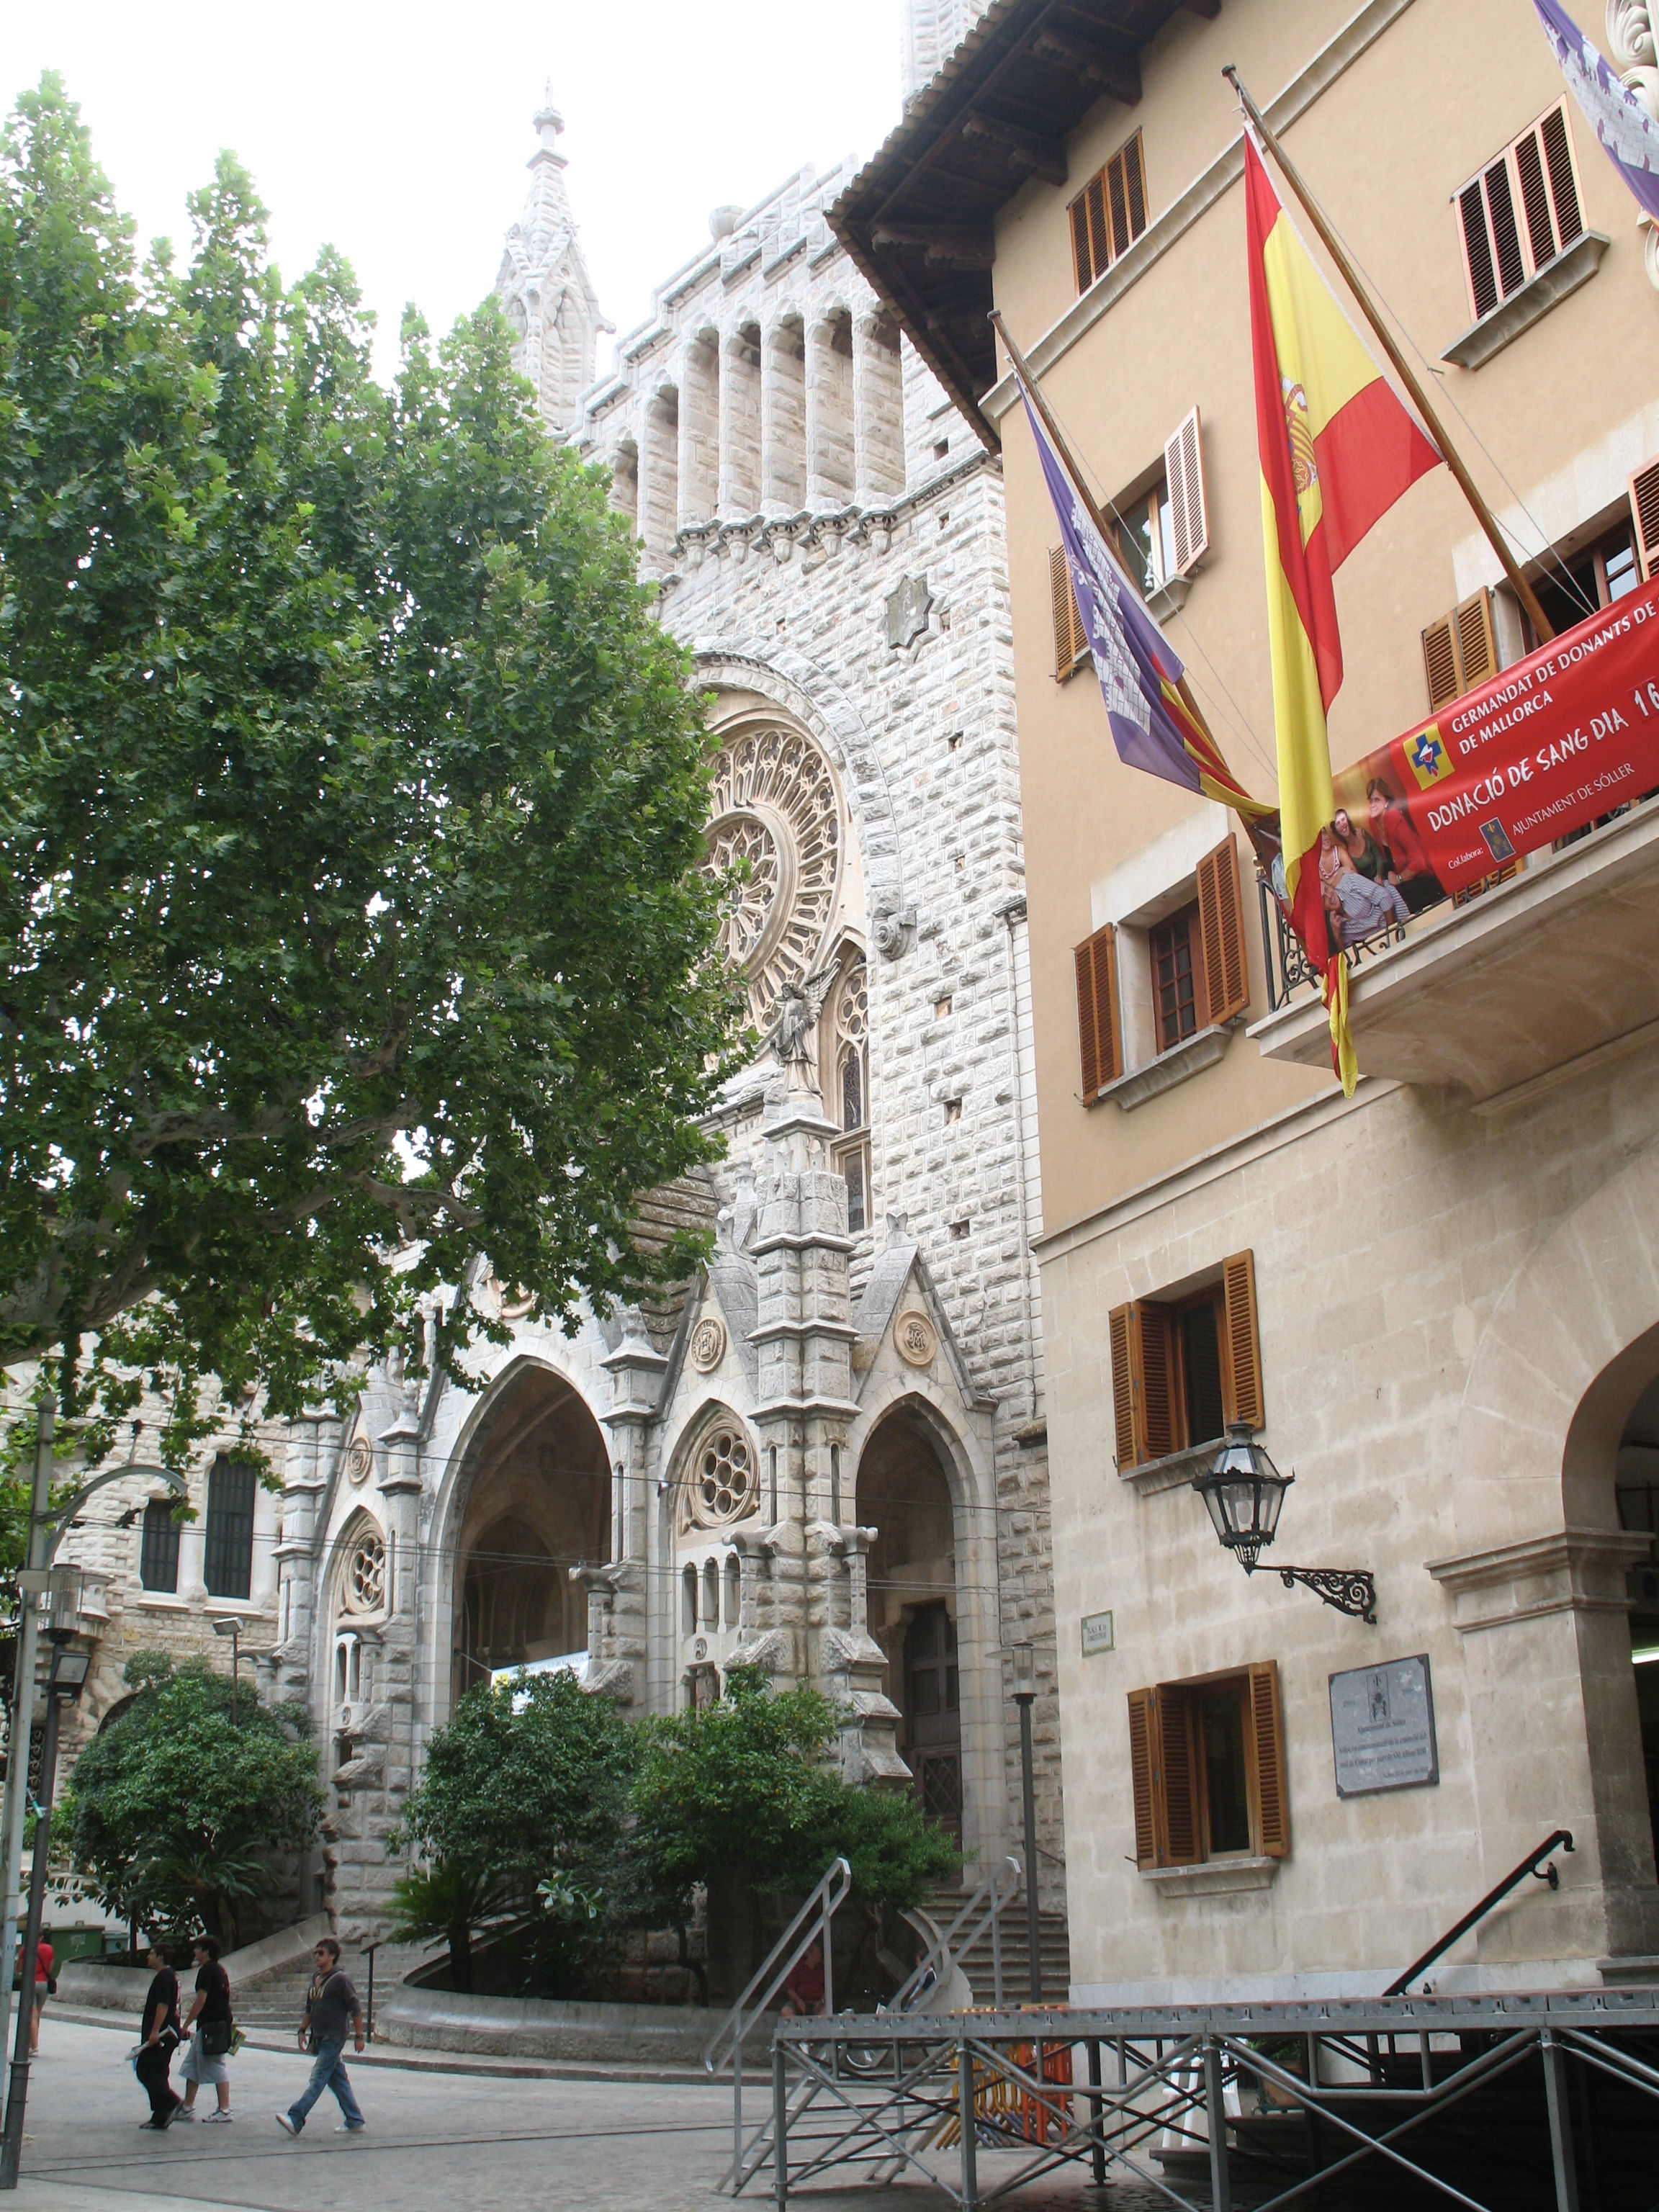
[[1329, 1653, 1439, 1797]]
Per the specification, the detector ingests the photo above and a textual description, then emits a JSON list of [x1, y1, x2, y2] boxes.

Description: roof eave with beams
[[829, 0, 1204, 448]]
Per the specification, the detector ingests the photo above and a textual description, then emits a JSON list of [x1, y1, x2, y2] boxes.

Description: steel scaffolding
[[745, 1988, 1659, 2210]]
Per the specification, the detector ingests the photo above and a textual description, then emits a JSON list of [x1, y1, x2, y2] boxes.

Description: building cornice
[[980, 0, 1422, 423]]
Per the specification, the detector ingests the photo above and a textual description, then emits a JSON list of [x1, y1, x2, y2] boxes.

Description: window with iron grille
[[139, 1500, 180, 1593], [1455, 102, 1583, 323], [204, 1455, 256, 1601], [1069, 131, 1147, 292]]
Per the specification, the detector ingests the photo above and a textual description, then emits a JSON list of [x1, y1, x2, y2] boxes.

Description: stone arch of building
[[850, 1389, 1004, 1865], [426, 1353, 612, 1714], [1455, 1133, 1659, 1554], [1445, 1130, 1659, 1964]]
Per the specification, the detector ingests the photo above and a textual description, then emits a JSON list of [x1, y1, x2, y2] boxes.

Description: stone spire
[[900, 0, 994, 103], [494, 90, 613, 438]]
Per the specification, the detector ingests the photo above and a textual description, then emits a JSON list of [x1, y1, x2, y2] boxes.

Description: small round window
[[342, 1533, 387, 1616], [689, 1428, 756, 1529]]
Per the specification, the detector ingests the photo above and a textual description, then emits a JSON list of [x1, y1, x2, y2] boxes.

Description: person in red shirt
[[29, 1936, 53, 2055], [1367, 778, 1443, 914], [780, 1939, 827, 2018]]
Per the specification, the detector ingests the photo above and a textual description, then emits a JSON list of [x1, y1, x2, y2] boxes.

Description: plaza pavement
[[11, 2015, 1138, 2212]]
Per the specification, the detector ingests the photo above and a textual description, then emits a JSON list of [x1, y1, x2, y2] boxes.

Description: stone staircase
[[920, 1880, 1071, 2008], [228, 1958, 317, 2032]]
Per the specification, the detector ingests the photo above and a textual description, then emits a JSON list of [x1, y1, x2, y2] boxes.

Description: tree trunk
[[449, 1920, 474, 1994]]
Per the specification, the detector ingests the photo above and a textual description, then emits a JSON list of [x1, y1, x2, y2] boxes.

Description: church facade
[[266, 90, 1063, 1934]]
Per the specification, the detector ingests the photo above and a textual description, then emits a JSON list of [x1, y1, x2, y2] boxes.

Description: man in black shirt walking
[[135, 1943, 181, 2130], [274, 1938, 365, 2137]]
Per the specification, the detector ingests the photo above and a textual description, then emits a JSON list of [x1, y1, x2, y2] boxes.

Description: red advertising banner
[[1309, 579, 1659, 950]]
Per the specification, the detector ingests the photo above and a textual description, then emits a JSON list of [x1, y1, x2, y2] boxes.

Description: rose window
[[707, 814, 781, 968], [703, 726, 841, 1029], [343, 1534, 387, 1615], [690, 1429, 755, 1529]]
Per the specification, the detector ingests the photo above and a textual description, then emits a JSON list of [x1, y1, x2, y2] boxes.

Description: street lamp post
[[0, 1425, 186, 2075], [1192, 1425, 1377, 1623], [212, 1618, 243, 1723], [0, 1642, 90, 2190], [1010, 1640, 1042, 2005]]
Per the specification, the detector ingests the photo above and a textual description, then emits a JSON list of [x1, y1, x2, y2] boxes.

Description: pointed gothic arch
[[439, 1358, 611, 1710]]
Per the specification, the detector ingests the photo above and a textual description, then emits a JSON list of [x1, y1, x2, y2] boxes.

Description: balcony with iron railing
[[1250, 790, 1659, 1107]]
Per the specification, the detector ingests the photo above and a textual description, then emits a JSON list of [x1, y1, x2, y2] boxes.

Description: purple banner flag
[[1534, 0, 1659, 225], [1015, 382, 1202, 793]]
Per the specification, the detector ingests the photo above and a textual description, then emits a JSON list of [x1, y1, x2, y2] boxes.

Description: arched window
[[829, 960, 871, 1233], [701, 1558, 719, 1629], [682, 1563, 698, 1636], [724, 1552, 742, 1629]]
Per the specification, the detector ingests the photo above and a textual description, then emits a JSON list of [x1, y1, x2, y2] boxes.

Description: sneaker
[[334, 2121, 366, 2133], [171, 2105, 197, 2121], [275, 2113, 300, 2136], [203, 2109, 234, 2123]]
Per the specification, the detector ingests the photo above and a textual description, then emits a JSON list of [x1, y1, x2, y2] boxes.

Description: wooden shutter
[[1138, 1302, 1177, 1462], [1109, 1303, 1138, 1470], [1244, 1661, 1290, 1858], [1051, 546, 1088, 676], [1074, 922, 1121, 1098], [1194, 837, 1248, 1027], [1219, 1250, 1264, 1431], [1163, 408, 1209, 576], [1069, 135, 1146, 293], [1108, 1298, 1174, 1467], [1109, 132, 1147, 256], [1156, 1683, 1202, 1865], [1126, 1687, 1159, 1866], [1071, 171, 1110, 291], [1422, 588, 1498, 709], [1455, 104, 1583, 321], [1630, 458, 1659, 583]]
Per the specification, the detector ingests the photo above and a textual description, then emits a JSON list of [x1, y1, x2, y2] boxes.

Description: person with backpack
[[134, 1941, 182, 2129], [176, 1936, 235, 2122], [275, 1937, 365, 2137]]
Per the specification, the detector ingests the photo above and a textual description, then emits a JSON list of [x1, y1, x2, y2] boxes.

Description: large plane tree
[[0, 79, 739, 1465]]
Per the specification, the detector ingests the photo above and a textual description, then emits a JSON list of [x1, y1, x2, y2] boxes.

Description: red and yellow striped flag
[[1244, 131, 1439, 1092]]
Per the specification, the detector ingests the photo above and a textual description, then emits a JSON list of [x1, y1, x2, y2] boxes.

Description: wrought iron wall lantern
[[1192, 1424, 1377, 1623]]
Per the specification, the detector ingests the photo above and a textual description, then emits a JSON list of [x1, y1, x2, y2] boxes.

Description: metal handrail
[[703, 1855, 853, 2076], [891, 1853, 1022, 2013], [705, 1854, 851, 2193], [1385, 1829, 1573, 1996]]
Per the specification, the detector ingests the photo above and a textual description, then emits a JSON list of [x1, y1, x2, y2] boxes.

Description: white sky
[[6, 0, 909, 378]]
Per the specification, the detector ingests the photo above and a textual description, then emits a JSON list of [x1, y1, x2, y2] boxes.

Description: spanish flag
[[1245, 130, 1439, 1092]]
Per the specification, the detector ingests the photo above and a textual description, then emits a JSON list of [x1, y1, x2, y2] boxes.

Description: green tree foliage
[[58, 1652, 323, 1945], [629, 1668, 961, 1918], [388, 1669, 642, 1990], [0, 78, 739, 1468], [391, 1666, 960, 1999]]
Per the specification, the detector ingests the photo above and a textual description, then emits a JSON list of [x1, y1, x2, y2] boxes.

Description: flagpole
[[1222, 66, 1556, 644], [988, 307, 1234, 758]]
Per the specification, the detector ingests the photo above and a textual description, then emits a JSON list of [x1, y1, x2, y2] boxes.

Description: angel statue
[[770, 980, 815, 1068]]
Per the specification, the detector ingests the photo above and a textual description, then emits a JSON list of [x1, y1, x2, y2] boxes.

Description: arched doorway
[[451, 1367, 611, 1707], [859, 1408, 962, 1839], [1617, 1374, 1659, 1864]]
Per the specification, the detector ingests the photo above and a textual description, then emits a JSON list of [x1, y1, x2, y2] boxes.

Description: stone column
[[597, 1314, 665, 1709], [744, 1063, 863, 1721], [274, 1411, 338, 1708]]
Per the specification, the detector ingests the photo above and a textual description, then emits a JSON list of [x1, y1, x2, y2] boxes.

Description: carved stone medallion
[[704, 725, 840, 1029], [884, 574, 932, 649], [895, 1309, 938, 1368], [344, 1437, 373, 1485], [691, 1316, 727, 1372]]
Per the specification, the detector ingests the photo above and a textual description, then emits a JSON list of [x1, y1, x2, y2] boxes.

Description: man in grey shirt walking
[[275, 1938, 366, 2137]]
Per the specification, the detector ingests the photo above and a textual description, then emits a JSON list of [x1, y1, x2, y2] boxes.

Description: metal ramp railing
[[703, 1854, 851, 2192], [724, 1853, 1026, 2196]]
